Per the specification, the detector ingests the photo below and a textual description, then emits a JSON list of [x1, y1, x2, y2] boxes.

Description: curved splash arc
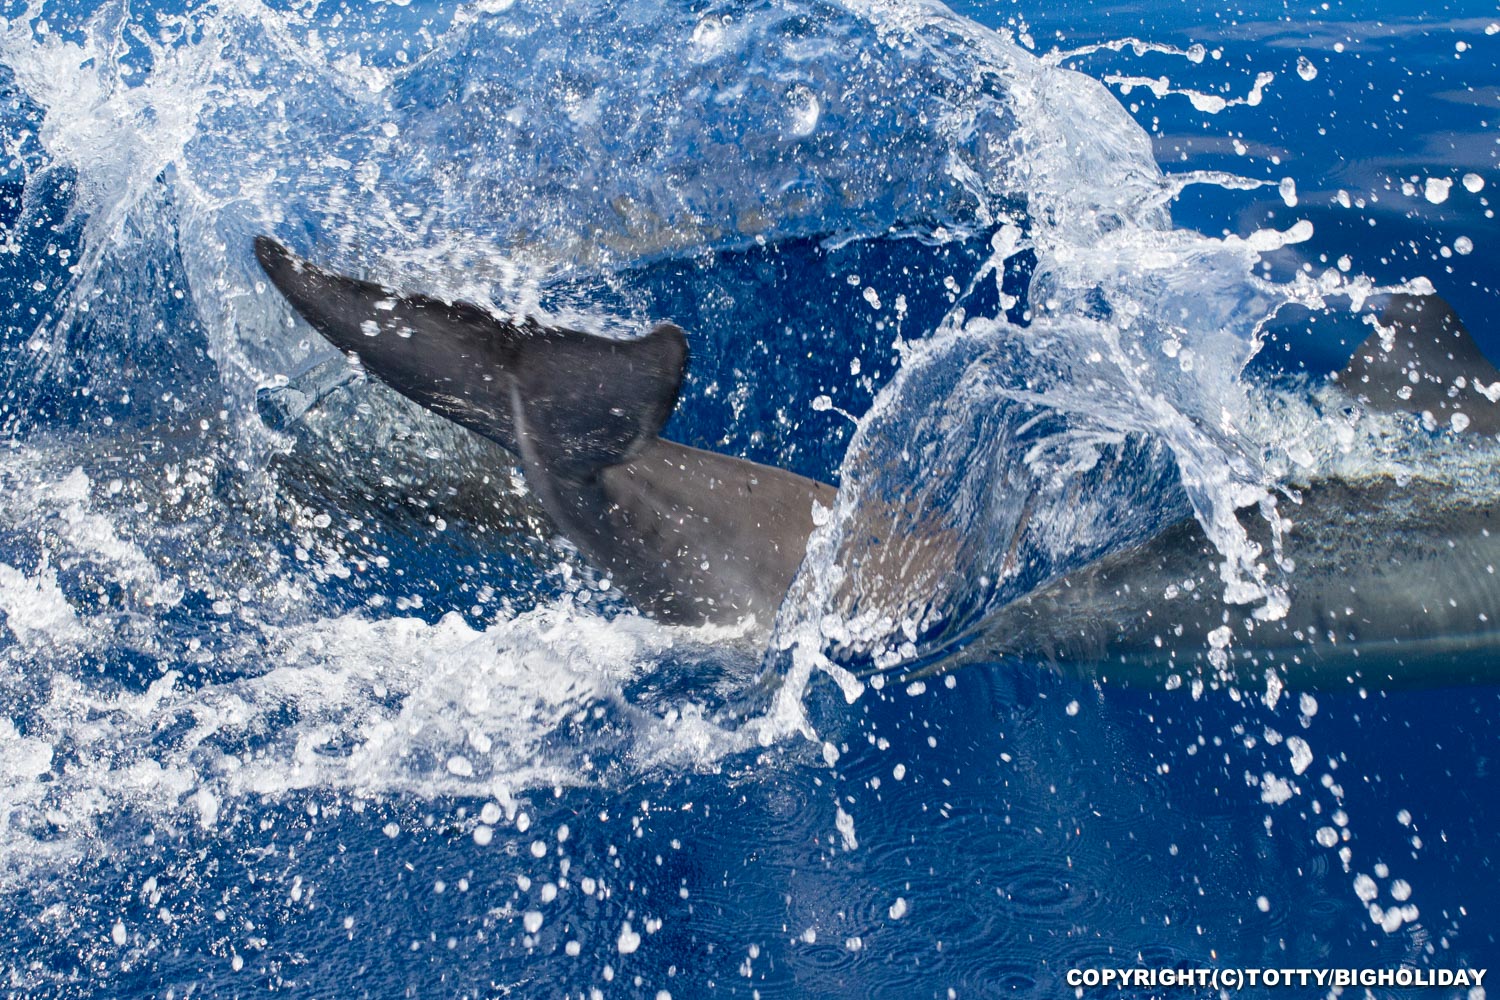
[[763, 0, 1307, 704]]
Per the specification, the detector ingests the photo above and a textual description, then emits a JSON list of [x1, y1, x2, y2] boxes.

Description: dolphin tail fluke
[[253, 236, 688, 476], [1338, 292, 1500, 435], [255, 236, 828, 627]]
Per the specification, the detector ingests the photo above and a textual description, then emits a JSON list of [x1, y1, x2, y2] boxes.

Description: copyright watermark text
[[1065, 967, 1487, 990]]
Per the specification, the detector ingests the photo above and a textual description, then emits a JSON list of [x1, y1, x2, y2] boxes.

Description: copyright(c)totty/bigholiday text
[[1065, 967, 1486, 990]]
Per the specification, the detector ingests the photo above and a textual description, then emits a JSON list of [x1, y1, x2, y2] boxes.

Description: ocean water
[[0, 0, 1497, 996]]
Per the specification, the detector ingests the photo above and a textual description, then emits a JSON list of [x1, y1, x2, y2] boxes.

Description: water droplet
[[784, 84, 820, 138]]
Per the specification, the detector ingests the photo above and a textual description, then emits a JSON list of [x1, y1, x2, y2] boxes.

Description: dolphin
[[253, 237, 1500, 685], [958, 294, 1500, 688]]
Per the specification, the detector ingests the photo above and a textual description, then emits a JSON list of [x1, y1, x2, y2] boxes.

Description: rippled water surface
[[0, 0, 1497, 996]]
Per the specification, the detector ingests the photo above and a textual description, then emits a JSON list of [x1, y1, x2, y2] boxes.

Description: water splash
[[0, 0, 1492, 871]]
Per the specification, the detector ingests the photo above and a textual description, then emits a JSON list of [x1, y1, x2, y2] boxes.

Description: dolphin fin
[[1337, 292, 1500, 435], [254, 236, 687, 472]]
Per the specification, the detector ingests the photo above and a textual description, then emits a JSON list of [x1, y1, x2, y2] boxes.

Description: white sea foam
[[0, 587, 758, 877]]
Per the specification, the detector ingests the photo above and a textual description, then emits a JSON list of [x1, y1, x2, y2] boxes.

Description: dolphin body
[[254, 237, 1500, 686]]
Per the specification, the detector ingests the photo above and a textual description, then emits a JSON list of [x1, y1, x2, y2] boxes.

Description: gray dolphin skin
[[1336, 293, 1500, 436], [967, 477, 1500, 689], [255, 238, 1500, 686]]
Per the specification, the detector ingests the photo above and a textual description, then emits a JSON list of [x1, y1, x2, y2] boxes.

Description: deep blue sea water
[[0, 0, 1497, 997]]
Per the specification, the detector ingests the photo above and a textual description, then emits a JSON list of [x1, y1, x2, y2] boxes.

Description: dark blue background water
[[0, 0, 1496, 997]]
